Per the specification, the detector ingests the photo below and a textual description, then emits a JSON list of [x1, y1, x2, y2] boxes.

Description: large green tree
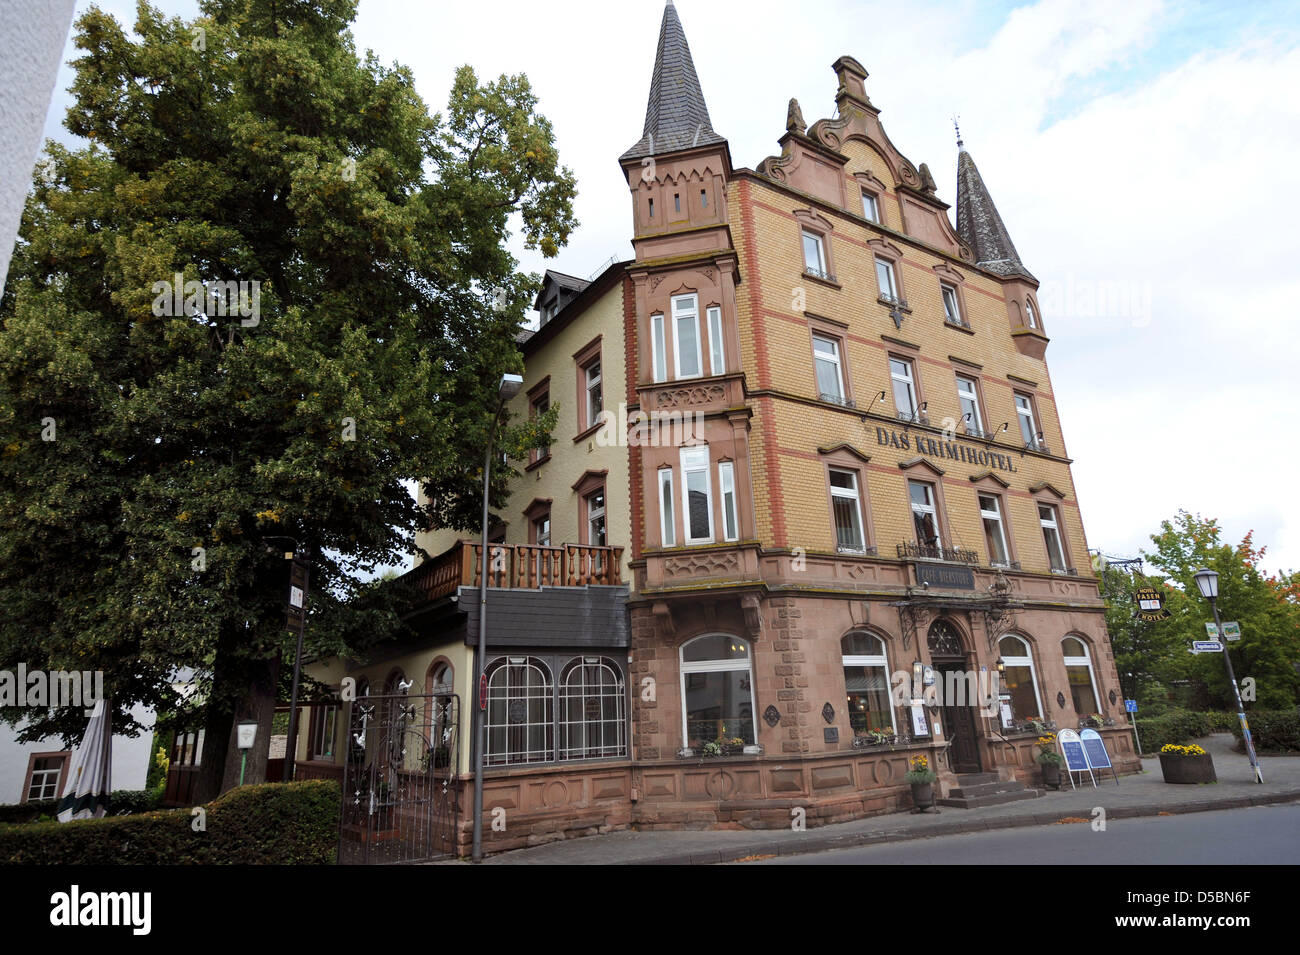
[[0, 0, 573, 799]]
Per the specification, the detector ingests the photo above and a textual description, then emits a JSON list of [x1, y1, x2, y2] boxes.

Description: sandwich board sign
[[1056, 728, 1095, 789], [1079, 728, 1119, 785]]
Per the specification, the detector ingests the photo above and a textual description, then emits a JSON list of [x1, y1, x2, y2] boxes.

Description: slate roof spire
[[955, 144, 1033, 280], [620, 2, 727, 162]]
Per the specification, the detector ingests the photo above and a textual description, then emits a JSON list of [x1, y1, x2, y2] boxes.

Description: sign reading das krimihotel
[[875, 427, 1019, 474]]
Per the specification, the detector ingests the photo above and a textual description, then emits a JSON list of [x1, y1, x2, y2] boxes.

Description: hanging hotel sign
[[1134, 586, 1170, 621], [875, 427, 1018, 473]]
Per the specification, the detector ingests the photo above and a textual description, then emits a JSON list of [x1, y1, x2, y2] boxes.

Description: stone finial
[[918, 162, 937, 195], [786, 97, 806, 135]]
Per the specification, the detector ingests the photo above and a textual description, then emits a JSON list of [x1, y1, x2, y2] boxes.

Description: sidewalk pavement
[[465, 734, 1298, 865]]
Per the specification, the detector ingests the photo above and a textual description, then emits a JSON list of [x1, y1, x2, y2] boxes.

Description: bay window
[[680, 446, 714, 544], [658, 468, 676, 547], [672, 294, 702, 379], [707, 305, 725, 376], [718, 460, 739, 542]]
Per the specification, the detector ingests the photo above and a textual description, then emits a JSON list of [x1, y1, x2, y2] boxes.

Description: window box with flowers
[[852, 726, 900, 749], [1080, 713, 1105, 729], [1159, 744, 1217, 784]]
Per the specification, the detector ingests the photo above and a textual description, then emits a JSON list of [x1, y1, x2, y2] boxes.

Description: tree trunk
[[192, 633, 281, 804]]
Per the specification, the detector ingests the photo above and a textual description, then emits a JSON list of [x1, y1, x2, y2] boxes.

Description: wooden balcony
[[399, 540, 624, 606]]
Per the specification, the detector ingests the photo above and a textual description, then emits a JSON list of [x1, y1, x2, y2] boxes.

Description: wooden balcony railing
[[399, 540, 624, 606]]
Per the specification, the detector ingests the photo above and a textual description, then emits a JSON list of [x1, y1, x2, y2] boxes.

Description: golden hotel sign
[[875, 427, 1019, 474]]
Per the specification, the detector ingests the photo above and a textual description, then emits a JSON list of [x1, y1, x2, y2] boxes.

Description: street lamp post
[[471, 373, 524, 864], [1192, 567, 1263, 784]]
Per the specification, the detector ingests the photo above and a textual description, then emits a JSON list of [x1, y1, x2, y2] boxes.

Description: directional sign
[[1124, 699, 1138, 713], [1192, 640, 1223, 654], [1221, 621, 1241, 642]]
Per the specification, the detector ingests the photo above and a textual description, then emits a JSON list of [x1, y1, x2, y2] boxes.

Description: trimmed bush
[[0, 788, 163, 826], [1203, 710, 1239, 734], [0, 780, 339, 865], [0, 800, 57, 825], [1136, 709, 1213, 755], [1231, 710, 1300, 753]]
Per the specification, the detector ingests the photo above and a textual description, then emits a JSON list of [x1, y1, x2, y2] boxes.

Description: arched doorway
[[927, 620, 981, 773]]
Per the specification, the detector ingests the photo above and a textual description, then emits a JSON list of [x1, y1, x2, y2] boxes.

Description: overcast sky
[[41, 0, 1300, 576]]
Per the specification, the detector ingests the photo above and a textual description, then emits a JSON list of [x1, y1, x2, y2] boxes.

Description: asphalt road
[[743, 802, 1300, 865]]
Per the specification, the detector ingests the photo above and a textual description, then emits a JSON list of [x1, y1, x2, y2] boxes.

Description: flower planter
[[1159, 752, 1216, 784], [1039, 762, 1061, 790], [910, 782, 935, 812]]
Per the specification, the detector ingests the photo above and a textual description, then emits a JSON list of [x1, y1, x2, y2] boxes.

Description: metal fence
[[338, 691, 461, 864]]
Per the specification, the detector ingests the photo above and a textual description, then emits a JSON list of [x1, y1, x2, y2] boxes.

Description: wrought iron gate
[[338, 691, 461, 864]]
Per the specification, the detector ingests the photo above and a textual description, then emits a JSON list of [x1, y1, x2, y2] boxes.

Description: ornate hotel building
[[303, 2, 1139, 857]]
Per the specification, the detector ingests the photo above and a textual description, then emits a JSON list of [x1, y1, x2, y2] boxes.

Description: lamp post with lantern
[[1192, 567, 1263, 784]]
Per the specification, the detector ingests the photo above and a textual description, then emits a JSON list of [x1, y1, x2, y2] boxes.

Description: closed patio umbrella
[[57, 696, 112, 822]]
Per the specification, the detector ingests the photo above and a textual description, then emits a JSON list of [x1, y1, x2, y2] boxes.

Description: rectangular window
[[802, 230, 826, 278], [890, 357, 918, 420], [25, 754, 66, 802], [813, 334, 844, 402], [585, 358, 603, 428], [680, 446, 714, 544], [672, 294, 701, 379], [956, 374, 984, 436], [941, 283, 964, 325], [700, 188, 708, 209], [862, 190, 879, 223], [651, 313, 667, 383], [1039, 503, 1067, 572], [875, 257, 898, 300], [1015, 392, 1039, 448], [909, 480, 939, 548], [586, 489, 606, 546], [530, 390, 550, 463], [311, 706, 337, 760], [718, 461, 738, 542], [532, 514, 551, 547], [979, 493, 1010, 566], [658, 469, 675, 547], [829, 468, 866, 553], [674, 192, 681, 213], [706, 306, 725, 376]]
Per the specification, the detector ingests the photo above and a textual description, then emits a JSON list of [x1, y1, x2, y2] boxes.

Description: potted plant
[[854, 726, 895, 747], [1159, 743, 1217, 784], [1035, 734, 1064, 790], [1081, 713, 1104, 729], [1024, 716, 1048, 735], [906, 754, 938, 812]]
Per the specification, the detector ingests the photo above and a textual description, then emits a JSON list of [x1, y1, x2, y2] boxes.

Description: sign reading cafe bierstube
[[875, 427, 1019, 474]]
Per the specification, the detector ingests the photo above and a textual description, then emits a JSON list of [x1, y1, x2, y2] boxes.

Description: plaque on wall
[[763, 704, 781, 727], [824, 727, 839, 743], [915, 562, 976, 591], [508, 699, 528, 724]]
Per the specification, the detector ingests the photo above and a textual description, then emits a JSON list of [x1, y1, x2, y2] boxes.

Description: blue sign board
[[1061, 739, 1089, 772], [1079, 728, 1112, 769], [1124, 699, 1138, 713]]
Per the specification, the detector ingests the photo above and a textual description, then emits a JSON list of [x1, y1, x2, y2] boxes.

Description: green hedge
[[0, 788, 163, 826], [1204, 710, 1239, 733], [0, 780, 339, 864], [1232, 710, 1300, 753], [1135, 709, 1213, 755]]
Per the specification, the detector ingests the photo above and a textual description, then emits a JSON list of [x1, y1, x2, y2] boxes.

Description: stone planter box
[[1159, 752, 1217, 784]]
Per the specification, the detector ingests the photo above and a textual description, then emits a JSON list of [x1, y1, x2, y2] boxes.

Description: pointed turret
[[956, 146, 1034, 280], [620, 2, 726, 161]]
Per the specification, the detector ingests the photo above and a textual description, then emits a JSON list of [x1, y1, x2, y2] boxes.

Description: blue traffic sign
[[1124, 699, 1138, 713]]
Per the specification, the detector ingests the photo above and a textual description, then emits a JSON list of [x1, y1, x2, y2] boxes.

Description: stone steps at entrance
[[937, 772, 1042, 809]]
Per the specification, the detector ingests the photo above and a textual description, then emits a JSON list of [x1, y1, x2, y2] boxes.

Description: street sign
[[285, 558, 309, 630], [1221, 621, 1241, 641], [1124, 699, 1138, 713], [1205, 622, 1218, 638], [1192, 640, 1223, 654]]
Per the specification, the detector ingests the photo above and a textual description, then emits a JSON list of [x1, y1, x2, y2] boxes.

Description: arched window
[[842, 631, 894, 737], [680, 635, 756, 750], [426, 662, 455, 770], [560, 657, 626, 760], [998, 635, 1042, 722], [485, 656, 554, 766], [1062, 636, 1100, 717]]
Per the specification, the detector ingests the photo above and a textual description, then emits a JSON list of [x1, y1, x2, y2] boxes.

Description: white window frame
[[25, 753, 67, 802], [485, 656, 554, 766], [812, 334, 845, 402], [718, 461, 739, 542], [311, 705, 338, 760], [909, 480, 940, 547], [941, 283, 963, 325], [533, 514, 551, 547], [586, 488, 606, 547], [829, 467, 866, 554], [1026, 299, 1038, 329], [585, 358, 603, 427], [875, 257, 898, 299], [979, 493, 1010, 567], [956, 374, 984, 435], [862, 190, 879, 223], [650, 312, 667, 383], [559, 656, 627, 761], [890, 357, 918, 419], [802, 230, 827, 278], [671, 294, 702, 380], [678, 635, 757, 749], [658, 467, 676, 547], [1039, 503, 1067, 572], [1062, 637, 1102, 713], [706, 305, 725, 376], [998, 634, 1043, 720], [680, 446, 714, 544], [1015, 392, 1038, 447], [841, 631, 894, 734]]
